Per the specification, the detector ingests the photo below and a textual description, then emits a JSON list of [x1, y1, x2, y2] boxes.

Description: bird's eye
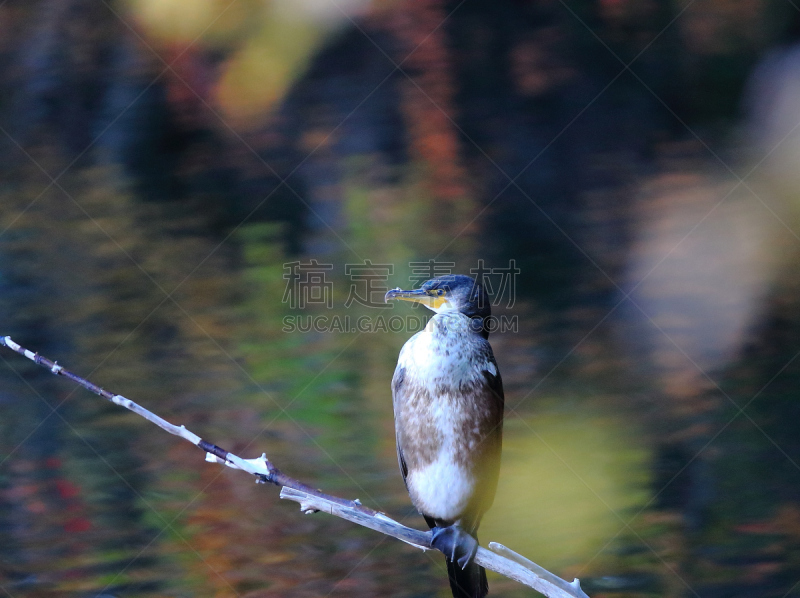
[[437, 289, 445, 296]]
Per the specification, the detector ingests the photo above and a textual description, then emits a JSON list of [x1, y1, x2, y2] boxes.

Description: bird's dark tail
[[446, 557, 488, 598]]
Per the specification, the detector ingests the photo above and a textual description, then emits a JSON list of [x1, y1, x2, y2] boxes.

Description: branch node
[[111, 395, 129, 408], [299, 502, 320, 514], [50, 361, 63, 374], [489, 542, 591, 598]]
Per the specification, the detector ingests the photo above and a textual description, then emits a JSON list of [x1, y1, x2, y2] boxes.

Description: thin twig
[[1, 336, 590, 598]]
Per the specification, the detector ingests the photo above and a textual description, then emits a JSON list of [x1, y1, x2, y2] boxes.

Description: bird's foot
[[430, 525, 478, 570]]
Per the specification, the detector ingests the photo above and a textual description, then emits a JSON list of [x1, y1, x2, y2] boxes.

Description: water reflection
[[2, 1, 800, 597]]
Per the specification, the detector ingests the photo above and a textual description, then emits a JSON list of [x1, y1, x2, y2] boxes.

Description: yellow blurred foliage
[[128, 0, 230, 42], [126, 0, 371, 120], [216, 24, 319, 121], [481, 406, 651, 571]]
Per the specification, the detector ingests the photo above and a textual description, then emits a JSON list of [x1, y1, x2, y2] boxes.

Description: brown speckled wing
[[392, 365, 410, 489]]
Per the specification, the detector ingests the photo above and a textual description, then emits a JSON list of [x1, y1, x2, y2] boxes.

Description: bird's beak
[[385, 288, 446, 309]]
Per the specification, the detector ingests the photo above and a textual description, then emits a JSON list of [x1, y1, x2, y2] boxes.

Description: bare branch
[[1, 336, 590, 598], [279, 487, 587, 598]]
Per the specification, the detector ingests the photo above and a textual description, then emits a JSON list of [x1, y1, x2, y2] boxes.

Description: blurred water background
[[2, 1, 800, 597]]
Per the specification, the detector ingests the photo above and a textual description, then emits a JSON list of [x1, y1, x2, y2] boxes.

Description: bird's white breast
[[397, 314, 482, 386], [396, 313, 486, 520]]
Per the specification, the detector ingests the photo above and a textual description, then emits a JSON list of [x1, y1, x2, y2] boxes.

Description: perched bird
[[385, 275, 504, 598]]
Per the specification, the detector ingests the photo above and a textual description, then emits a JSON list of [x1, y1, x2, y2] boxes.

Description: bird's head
[[385, 274, 491, 320]]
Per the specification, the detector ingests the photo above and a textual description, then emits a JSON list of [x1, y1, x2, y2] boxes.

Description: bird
[[385, 274, 504, 598]]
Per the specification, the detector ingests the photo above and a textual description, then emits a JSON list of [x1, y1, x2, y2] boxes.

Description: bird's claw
[[430, 525, 479, 570]]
